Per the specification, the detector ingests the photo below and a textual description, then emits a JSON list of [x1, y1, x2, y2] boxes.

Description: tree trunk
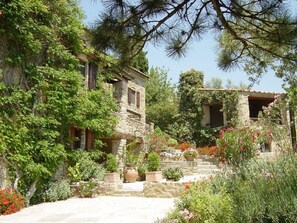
[[25, 179, 38, 206]]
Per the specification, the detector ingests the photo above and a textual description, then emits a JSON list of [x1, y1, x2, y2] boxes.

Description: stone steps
[[112, 190, 145, 197], [161, 157, 221, 176]]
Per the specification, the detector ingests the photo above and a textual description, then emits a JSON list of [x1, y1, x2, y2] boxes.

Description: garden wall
[[144, 181, 186, 198]]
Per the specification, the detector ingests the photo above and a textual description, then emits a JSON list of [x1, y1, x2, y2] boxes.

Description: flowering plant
[[183, 149, 198, 161], [0, 188, 25, 215], [197, 146, 219, 157], [216, 127, 272, 166]]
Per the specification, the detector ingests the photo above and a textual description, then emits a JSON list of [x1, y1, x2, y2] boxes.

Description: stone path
[[0, 196, 175, 223]]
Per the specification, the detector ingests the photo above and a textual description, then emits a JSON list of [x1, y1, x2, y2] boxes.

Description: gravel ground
[[0, 196, 175, 223]]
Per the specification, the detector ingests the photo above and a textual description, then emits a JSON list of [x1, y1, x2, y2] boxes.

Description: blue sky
[[79, 1, 284, 92]]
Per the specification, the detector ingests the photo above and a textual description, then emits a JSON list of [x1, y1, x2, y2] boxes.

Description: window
[[88, 62, 97, 90], [128, 88, 141, 108], [128, 88, 136, 104], [210, 104, 224, 128], [248, 97, 274, 120]]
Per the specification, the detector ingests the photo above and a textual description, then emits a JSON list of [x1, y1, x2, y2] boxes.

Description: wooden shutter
[[128, 88, 132, 104], [136, 91, 140, 108], [88, 62, 97, 90], [86, 129, 95, 150]]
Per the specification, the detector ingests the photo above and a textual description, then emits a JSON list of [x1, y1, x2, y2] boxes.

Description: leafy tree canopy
[[145, 67, 177, 131], [91, 0, 297, 76]]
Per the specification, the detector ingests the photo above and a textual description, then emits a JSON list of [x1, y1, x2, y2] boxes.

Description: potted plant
[[104, 153, 121, 182], [145, 152, 162, 182], [124, 149, 139, 183], [183, 149, 198, 161]]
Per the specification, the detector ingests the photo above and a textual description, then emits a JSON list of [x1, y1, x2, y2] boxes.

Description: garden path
[[0, 196, 175, 223]]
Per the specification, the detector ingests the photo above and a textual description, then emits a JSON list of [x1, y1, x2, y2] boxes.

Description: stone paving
[[0, 196, 175, 223]]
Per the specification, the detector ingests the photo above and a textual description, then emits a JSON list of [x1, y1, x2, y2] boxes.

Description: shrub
[[79, 180, 99, 198], [42, 180, 72, 202], [137, 164, 147, 181], [147, 152, 160, 171], [0, 188, 25, 215], [163, 168, 184, 181], [212, 156, 297, 222], [197, 146, 218, 157], [68, 156, 105, 181], [178, 142, 191, 152], [183, 149, 198, 161], [162, 182, 234, 223], [162, 155, 297, 223], [105, 154, 117, 173], [216, 127, 272, 166]]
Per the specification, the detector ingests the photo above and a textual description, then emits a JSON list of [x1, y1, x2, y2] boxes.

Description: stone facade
[[106, 67, 148, 164], [200, 89, 289, 153]]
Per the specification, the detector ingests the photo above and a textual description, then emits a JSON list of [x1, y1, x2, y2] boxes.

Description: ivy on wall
[[172, 69, 239, 147], [0, 0, 117, 203]]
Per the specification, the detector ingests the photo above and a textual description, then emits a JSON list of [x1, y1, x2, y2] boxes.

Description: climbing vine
[[174, 69, 238, 147], [0, 0, 117, 203]]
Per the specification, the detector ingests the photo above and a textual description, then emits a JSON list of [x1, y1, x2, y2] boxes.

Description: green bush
[[137, 164, 147, 181], [106, 153, 117, 173], [216, 127, 272, 166], [147, 152, 160, 171], [163, 168, 184, 181], [42, 180, 72, 202], [68, 157, 105, 181], [162, 182, 233, 223], [79, 180, 99, 198], [213, 156, 297, 222], [162, 155, 297, 223]]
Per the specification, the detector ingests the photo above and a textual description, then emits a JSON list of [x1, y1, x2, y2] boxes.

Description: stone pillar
[[237, 94, 250, 126], [112, 139, 127, 174], [201, 105, 210, 127]]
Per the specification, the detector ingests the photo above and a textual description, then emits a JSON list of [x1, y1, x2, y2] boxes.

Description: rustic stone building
[[200, 88, 289, 153], [70, 54, 148, 168]]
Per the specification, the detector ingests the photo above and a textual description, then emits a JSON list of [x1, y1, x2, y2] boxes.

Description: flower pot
[[185, 156, 195, 161], [124, 168, 138, 183], [104, 173, 121, 183], [145, 171, 163, 182]]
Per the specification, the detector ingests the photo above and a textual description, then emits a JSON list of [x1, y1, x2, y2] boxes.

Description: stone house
[[69, 54, 148, 166], [200, 88, 289, 153]]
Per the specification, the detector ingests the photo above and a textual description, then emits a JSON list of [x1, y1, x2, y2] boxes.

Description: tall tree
[[175, 69, 204, 143], [0, 0, 116, 203], [145, 67, 177, 131], [91, 0, 297, 72]]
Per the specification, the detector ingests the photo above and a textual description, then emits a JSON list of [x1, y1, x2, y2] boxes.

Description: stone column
[[112, 139, 127, 174], [237, 94, 250, 126]]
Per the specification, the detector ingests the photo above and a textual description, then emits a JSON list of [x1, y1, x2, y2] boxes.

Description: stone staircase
[[161, 158, 220, 176], [100, 157, 221, 198]]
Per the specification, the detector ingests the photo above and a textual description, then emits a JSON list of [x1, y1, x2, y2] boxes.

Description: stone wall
[[114, 68, 147, 139], [144, 181, 186, 198]]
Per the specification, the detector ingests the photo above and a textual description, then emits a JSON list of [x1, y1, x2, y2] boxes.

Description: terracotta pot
[[124, 168, 138, 183], [145, 171, 163, 182], [185, 156, 195, 161], [104, 173, 121, 182]]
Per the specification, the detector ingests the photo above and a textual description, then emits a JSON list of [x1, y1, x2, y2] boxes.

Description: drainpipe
[[289, 109, 296, 152]]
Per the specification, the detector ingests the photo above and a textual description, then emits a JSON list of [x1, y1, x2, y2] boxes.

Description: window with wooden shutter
[[88, 62, 97, 90], [136, 91, 140, 108], [128, 88, 136, 104], [86, 129, 95, 150]]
